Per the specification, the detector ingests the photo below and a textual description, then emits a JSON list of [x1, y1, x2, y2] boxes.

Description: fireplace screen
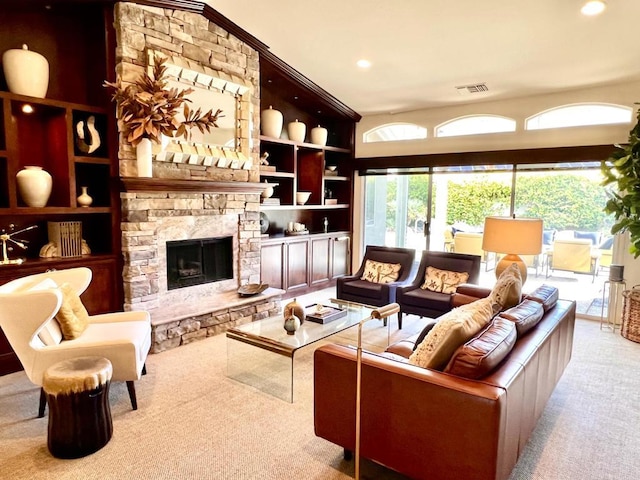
[[166, 236, 233, 290]]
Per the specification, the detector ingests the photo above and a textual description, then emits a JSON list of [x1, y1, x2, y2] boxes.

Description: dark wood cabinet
[[261, 232, 350, 297]]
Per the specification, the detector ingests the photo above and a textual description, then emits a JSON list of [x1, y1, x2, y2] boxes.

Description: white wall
[[355, 80, 640, 158]]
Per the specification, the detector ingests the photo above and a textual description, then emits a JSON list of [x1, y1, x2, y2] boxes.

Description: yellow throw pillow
[[409, 297, 494, 370], [421, 266, 469, 294], [54, 282, 90, 340], [489, 262, 522, 311], [360, 259, 402, 284]]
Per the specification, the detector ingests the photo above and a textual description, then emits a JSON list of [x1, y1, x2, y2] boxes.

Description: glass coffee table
[[226, 299, 374, 402]]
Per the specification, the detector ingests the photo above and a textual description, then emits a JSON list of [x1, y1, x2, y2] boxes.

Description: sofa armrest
[[450, 283, 492, 308]]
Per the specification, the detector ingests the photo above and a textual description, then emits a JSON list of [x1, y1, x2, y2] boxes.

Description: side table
[[43, 356, 113, 458], [600, 279, 626, 332]]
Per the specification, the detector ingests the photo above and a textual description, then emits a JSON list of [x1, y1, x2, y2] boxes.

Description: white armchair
[[0, 267, 151, 417]]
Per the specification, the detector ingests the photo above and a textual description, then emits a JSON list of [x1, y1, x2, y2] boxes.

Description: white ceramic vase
[[2, 44, 49, 98], [77, 186, 93, 207], [261, 105, 283, 138], [136, 138, 153, 178], [310, 125, 328, 146], [16, 166, 52, 207], [288, 119, 306, 143]]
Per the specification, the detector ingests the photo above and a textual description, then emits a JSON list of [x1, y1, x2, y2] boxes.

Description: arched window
[[435, 115, 516, 137], [363, 122, 427, 143], [526, 103, 632, 130]]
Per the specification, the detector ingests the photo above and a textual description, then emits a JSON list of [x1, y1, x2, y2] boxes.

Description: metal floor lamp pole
[[355, 303, 400, 480]]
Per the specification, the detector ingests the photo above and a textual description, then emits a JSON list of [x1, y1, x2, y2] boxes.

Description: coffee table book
[[305, 304, 348, 324]]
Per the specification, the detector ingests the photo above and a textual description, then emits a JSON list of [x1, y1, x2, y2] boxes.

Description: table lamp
[[482, 216, 543, 284]]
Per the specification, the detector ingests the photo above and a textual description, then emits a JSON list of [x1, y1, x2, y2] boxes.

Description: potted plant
[[104, 54, 223, 176], [601, 105, 640, 257]]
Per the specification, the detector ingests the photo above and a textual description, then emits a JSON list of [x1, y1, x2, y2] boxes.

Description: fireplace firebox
[[166, 237, 233, 290]]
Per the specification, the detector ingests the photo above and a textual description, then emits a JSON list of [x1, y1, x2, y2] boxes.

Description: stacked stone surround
[[113, 3, 279, 352]]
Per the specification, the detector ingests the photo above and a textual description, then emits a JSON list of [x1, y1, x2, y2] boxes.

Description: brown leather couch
[[314, 284, 576, 480]]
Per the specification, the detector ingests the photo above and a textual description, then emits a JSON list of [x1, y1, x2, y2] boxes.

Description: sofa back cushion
[[497, 299, 544, 337], [444, 317, 517, 379], [421, 266, 469, 293], [409, 297, 493, 370], [525, 284, 559, 312]]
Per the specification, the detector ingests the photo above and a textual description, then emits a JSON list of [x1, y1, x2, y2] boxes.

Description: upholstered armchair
[[336, 245, 416, 325], [396, 251, 481, 328], [452, 231, 494, 270], [546, 238, 600, 282], [0, 267, 151, 417]]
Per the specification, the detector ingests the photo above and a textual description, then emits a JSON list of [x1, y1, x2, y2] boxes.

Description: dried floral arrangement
[[104, 54, 223, 146]]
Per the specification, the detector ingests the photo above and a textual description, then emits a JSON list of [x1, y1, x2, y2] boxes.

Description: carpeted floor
[[1, 314, 639, 480]]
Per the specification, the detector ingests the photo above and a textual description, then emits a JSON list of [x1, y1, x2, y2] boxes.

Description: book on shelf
[[324, 199, 338, 205], [260, 166, 277, 172]]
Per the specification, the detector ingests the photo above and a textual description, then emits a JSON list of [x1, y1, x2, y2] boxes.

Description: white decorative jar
[[287, 119, 306, 143], [311, 125, 328, 146], [16, 166, 52, 207], [261, 105, 283, 138], [2, 44, 49, 98], [76, 186, 93, 207], [136, 138, 153, 178]]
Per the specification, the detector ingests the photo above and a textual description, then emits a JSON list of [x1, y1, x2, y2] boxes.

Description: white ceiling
[[206, 0, 640, 117]]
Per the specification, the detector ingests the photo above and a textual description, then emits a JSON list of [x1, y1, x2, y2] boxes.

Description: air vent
[[455, 83, 489, 95]]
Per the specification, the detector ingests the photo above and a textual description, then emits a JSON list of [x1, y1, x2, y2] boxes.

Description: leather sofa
[[314, 284, 575, 480], [396, 250, 481, 328]]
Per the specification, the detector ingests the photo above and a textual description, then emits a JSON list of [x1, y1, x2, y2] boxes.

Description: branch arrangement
[[104, 55, 223, 146]]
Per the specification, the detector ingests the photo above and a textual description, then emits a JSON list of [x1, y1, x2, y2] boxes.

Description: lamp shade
[[482, 217, 543, 255]]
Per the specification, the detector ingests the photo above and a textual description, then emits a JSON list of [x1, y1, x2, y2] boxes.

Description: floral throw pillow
[[360, 259, 402, 284], [421, 266, 469, 294]]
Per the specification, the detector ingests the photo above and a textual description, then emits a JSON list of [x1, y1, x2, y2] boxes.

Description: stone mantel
[[121, 177, 266, 194]]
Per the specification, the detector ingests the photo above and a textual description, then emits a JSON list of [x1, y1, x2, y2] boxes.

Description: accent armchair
[[0, 267, 151, 417], [396, 251, 481, 328], [336, 245, 416, 326], [546, 238, 600, 282]]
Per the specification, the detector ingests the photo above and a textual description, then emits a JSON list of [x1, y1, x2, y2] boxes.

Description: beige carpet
[[1, 315, 640, 480]]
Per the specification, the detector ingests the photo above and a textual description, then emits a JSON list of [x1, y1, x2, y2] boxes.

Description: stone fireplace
[[166, 236, 233, 290], [114, 4, 282, 353]]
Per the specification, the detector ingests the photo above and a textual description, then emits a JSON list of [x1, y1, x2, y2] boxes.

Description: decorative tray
[[285, 230, 309, 236], [305, 304, 348, 324], [237, 283, 268, 297]]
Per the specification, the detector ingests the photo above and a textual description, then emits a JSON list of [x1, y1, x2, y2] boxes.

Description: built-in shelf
[[259, 135, 350, 153], [260, 204, 349, 211]]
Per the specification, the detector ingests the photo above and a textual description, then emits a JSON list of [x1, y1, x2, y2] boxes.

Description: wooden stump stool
[[43, 356, 113, 458]]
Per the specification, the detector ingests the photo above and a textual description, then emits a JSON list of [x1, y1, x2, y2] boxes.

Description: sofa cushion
[[489, 263, 522, 311], [409, 298, 493, 370], [444, 317, 517, 379], [412, 321, 437, 351], [525, 284, 559, 312], [361, 259, 401, 284], [496, 299, 544, 337], [341, 279, 384, 300], [55, 282, 90, 340], [400, 288, 451, 311], [421, 266, 469, 294]]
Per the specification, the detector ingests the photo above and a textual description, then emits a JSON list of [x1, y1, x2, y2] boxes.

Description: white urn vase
[[287, 119, 306, 143], [261, 105, 283, 138], [311, 125, 328, 146], [2, 44, 49, 98], [77, 186, 93, 207], [16, 166, 52, 207], [136, 138, 153, 178]]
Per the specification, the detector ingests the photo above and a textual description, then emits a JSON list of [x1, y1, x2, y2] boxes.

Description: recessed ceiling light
[[581, 1, 606, 16], [356, 59, 371, 69]]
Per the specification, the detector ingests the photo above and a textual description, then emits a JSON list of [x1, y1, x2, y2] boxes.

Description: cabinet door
[[310, 236, 331, 286], [331, 235, 351, 279], [286, 239, 309, 291], [261, 242, 285, 290]]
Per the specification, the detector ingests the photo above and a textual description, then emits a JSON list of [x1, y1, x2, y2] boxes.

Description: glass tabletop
[[226, 298, 374, 357]]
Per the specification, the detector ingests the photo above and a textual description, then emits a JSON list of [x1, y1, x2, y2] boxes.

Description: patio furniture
[[545, 238, 600, 282], [452, 231, 494, 270]]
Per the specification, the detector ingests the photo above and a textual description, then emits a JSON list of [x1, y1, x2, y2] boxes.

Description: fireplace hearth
[[166, 236, 233, 290]]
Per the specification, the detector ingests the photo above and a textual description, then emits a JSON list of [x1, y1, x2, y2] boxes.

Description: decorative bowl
[[296, 191, 311, 205], [238, 283, 268, 297], [327, 165, 337, 172]]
